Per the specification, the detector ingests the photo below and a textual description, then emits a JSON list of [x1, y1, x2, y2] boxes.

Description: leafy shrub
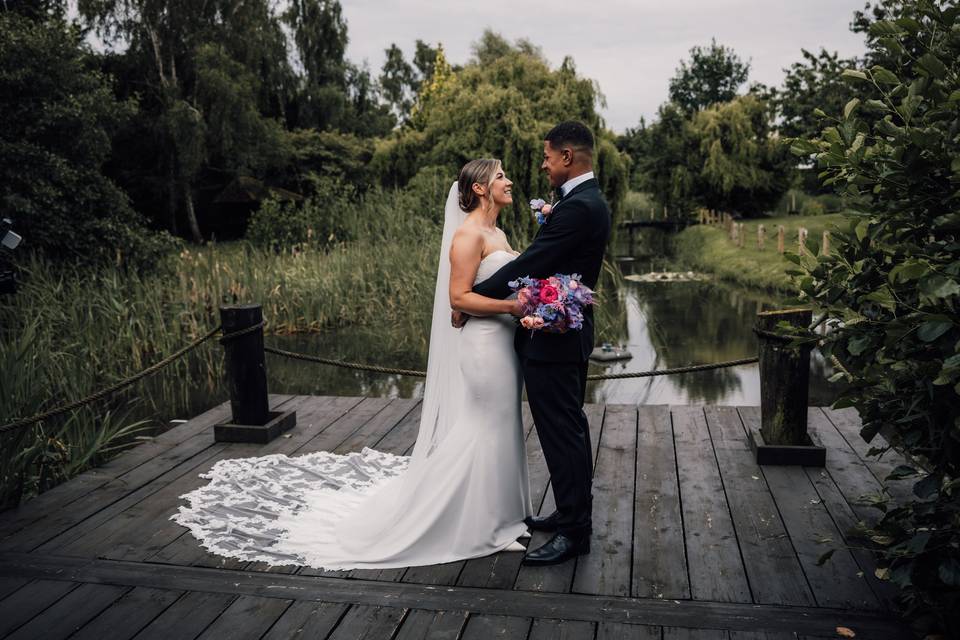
[[790, 2, 960, 632], [799, 199, 826, 217]]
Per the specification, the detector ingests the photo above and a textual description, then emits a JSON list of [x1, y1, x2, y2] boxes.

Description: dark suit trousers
[[521, 357, 593, 539]]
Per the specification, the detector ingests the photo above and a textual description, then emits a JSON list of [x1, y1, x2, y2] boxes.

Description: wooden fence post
[[750, 308, 825, 466], [757, 224, 766, 250], [216, 304, 296, 443], [777, 225, 785, 254], [821, 230, 830, 256], [798, 227, 809, 256], [737, 223, 745, 248]]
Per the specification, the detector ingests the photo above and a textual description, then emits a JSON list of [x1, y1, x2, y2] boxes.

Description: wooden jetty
[[0, 396, 911, 639]]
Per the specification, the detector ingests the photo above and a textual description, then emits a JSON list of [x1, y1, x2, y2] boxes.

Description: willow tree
[[373, 32, 629, 239]]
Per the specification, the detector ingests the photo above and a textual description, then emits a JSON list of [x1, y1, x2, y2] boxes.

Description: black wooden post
[[747, 308, 825, 466], [215, 304, 296, 443]]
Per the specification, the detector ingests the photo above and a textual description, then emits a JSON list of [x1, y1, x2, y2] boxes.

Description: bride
[[172, 159, 533, 569]]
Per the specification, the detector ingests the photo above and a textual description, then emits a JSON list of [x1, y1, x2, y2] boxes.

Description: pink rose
[[569, 280, 579, 289], [532, 317, 545, 329], [540, 285, 559, 304], [541, 204, 552, 215], [521, 316, 537, 330]]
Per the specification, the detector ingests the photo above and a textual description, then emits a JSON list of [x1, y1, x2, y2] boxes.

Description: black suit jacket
[[472, 178, 611, 363]]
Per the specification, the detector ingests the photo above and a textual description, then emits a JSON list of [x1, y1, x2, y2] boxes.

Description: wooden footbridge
[[0, 395, 912, 639]]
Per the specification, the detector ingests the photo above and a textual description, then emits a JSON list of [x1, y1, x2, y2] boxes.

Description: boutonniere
[[529, 198, 555, 225]]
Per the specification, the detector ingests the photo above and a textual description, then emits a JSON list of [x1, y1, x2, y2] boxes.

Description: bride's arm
[[449, 229, 520, 317]]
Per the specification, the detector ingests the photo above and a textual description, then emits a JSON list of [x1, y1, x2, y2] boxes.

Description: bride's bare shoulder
[[450, 225, 483, 257]]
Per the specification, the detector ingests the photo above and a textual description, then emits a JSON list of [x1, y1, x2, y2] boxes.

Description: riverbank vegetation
[[673, 213, 845, 293]]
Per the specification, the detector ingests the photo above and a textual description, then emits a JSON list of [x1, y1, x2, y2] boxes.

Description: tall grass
[[3, 185, 638, 507]]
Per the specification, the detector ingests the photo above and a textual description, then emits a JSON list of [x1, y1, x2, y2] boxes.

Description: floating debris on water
[[624, 271, 711, 283]]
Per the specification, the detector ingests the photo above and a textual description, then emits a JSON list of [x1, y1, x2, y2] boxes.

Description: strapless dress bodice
[[475, 250, 516, 285]]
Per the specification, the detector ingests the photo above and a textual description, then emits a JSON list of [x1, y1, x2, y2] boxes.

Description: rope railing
[[3, 305, 824, 436], [1, 323, 258, 435], [262, 346, 758, 380]]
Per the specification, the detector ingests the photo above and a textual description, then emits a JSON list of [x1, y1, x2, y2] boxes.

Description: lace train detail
[[171, 447, 408, 566]]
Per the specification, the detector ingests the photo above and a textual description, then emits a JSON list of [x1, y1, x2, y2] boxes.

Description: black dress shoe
[[524, 511, 561, 532], [521, 532, 590, 566]]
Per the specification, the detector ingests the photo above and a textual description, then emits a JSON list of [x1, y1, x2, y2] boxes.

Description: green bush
[[799, 199, 826, 217], [790, 2, 960, 631]]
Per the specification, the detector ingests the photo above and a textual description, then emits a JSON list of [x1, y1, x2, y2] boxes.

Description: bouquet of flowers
[[529, 198, 554, 225], [508, 274, 595, 334]]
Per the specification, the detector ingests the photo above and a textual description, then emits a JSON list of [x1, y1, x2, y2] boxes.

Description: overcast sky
[[341, 0, 869, 133]]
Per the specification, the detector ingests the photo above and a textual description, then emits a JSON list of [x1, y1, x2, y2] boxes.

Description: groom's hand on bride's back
[[451, 310, 468, 328]]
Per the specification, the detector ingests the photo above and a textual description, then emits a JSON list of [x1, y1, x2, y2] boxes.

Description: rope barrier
[[0, 323, 258, 435], [262, 346, 758, 380]]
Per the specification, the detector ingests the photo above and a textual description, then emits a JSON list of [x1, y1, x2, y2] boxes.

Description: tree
[[374, 33, 628, 239], [791, 1, 960, 631], [380, 43, 416, 121], [413, 40, 438, 83], [0, 10, 176, 268], [776, 48, 861, 140], [668, 39, 750, 114]]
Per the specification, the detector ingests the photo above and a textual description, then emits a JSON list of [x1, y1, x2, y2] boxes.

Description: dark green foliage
[[776, 48, 861, 140], [625, 96, 791, 218], [791, 1, 960, 631], [668, 39, 750, 114], [0, 11, 177, 270]]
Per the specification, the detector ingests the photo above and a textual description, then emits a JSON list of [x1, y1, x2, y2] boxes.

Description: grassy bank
[[673, 214, 847, 293]]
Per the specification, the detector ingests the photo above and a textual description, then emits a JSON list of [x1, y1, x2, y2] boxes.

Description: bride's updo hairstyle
[[457, 159, 502, 213]]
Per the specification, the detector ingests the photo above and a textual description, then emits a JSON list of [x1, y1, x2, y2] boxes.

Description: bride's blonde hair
[[457, 159, 502, 213]]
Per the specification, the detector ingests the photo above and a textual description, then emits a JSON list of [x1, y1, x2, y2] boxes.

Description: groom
[[470, 121, 611, 565]]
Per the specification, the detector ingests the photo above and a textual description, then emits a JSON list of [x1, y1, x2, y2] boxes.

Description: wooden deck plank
[[822, 407, 915, 503], [597, 621, 660, 640], [5, 582, 129, 640], [326, 604, 408, 639], [0, 398, 242, 541], [728, 632, 797, 640], [130, 590, 236, 640], [394, 609, 468, 640], [528, 618, 595, 639], [671, 405, 751, 603], [195, 594, 292, 640], [806, 409, 888, 523], [0, 576, 27, 600], [70, 586, 184, 640], [704, 406, 814, 606], [632, 404, 690, 600], [0, 579, 81, 637], [0, 551, 908, 638], [56, 395, 358, 561], [664, 628, 728, 639], [460, 614, 531, 640], [260, 601, 349, 639], [737, 406, 880, 611], [572, 404, 637, 597], [514, 403, 605, 594]]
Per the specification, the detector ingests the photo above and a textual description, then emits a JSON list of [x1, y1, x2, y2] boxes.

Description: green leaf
[[886, 465, 919, 480], [871, 66, 900, 85], [868, 20, 905, 37], [920, 275, 960, 298], [848, 335, 871, 356], [812, 107, 828, 118], [939, 558, 960, 586], [877, 37, 905, 56], [864, 99, 890, 112], [949, 89, 960, 103], [919, 52, 947, 79], [844, 98, 861, 119], [914, 474, 940, 499], [895, 17, 923, 33], [918, 320, 953, 342], [855, 220, 870, 242], [841, 69, 869, 81]]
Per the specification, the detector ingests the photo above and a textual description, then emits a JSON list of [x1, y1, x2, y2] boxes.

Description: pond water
[[259, 229, 840, 408]]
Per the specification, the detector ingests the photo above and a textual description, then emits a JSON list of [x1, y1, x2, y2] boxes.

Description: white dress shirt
[[559, 171, 595, 197]]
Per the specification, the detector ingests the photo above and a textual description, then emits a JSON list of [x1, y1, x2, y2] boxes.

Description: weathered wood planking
[[0, 397, 911, 640]]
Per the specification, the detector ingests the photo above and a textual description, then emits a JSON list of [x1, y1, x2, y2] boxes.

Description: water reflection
[[266, 277, 840, 407]]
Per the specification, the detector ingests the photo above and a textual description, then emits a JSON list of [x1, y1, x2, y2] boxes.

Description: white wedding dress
[[171, 184, 532, 570]]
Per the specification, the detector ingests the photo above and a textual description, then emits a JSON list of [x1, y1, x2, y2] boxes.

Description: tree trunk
[[167, 162, 178, 235], [182, 180, 203, 243]]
